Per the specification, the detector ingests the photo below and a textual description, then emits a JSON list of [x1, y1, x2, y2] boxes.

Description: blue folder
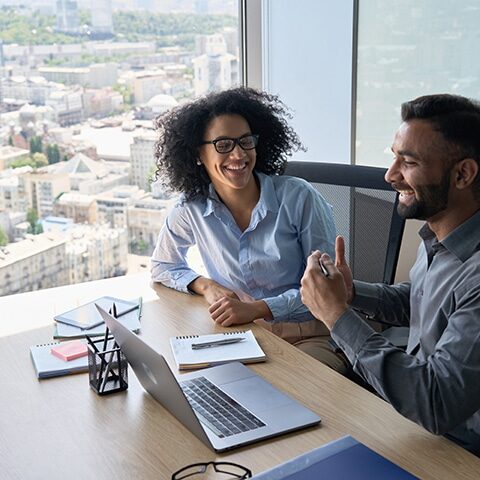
[[251, 435, 418, 479]]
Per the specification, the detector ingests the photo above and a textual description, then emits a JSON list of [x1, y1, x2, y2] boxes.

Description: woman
[[151, 87, 347, 373]]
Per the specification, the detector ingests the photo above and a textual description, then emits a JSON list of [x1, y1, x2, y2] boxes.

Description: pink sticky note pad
[[51, 341, 88, 362]]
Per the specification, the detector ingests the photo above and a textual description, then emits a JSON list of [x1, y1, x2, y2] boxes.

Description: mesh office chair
[[284, 161, 405, 285], [285, 161, 408, 347]]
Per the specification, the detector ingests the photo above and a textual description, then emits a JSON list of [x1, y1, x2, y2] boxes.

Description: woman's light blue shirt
[[151, 172, 336, 323]]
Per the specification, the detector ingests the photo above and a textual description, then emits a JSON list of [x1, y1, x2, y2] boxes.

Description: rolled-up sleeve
[[151, 204, 201, 293]]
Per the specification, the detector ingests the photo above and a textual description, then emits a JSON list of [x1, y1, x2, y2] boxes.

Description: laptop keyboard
[[180, 376, 265, 438]]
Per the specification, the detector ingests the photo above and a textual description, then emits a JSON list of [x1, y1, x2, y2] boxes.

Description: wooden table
[[1, 276, 479, 479]]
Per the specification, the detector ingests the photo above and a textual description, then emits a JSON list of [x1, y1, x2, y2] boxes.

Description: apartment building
[[192, 34, 238, 96], [38, 63, 118, 89], [0, 233, 68, 296], [0, 146, 30, 171], [82, 87, 123, 118], [1, 76, 60, 106], [95, 185, 146, 229], [0, 175, 29, 212], [66, 224, 128, 284], [53, 192, 98, 224], [46, 87, 83, 126], [21, 170, 71, 218], [129, 131, 157, 191], [132, 70, 168, 105], [127, 194, 172, 255]]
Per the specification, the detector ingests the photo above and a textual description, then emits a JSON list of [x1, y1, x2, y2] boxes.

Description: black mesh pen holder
[[86, 334, 128, 395]]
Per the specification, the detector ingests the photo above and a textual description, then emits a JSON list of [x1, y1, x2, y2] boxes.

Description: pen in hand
[[319, 259, 329, 277], [191, 337, 245, 350]]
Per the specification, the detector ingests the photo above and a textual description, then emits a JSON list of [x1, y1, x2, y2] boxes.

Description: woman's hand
[[209, 298, 272, 327], [188, 277, 239, 304]]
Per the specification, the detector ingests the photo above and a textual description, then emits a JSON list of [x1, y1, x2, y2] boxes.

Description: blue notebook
[[30, 342, 89, 379], [251, 435, 418, 479]]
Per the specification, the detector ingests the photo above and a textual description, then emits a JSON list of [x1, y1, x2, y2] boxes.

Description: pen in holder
[[86, 329, 128, 395]]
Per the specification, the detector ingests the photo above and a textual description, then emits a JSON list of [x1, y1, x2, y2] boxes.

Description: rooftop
[[0, 233, 66, 267]]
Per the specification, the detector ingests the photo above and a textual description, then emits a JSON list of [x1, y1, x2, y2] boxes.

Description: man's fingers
[[320, 253, 335, 276], [335, 235, 346, 266], [307, 250, 322, 268]]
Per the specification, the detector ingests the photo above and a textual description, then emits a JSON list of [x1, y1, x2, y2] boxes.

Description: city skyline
[[0, 2, 239, 296]]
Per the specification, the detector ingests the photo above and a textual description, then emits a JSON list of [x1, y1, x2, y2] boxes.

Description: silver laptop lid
[[95, 304, 213, 449], [95, 304, 321, 453]]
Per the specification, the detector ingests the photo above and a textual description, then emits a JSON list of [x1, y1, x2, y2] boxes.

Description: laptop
[[95, 305, 321, 452]]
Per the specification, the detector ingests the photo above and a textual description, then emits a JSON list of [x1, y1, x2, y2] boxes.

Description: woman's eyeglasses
[[171, 461, 252, 479], [201, 134, 259, 154]]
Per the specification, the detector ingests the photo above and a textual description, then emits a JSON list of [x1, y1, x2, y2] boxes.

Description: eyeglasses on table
[[171, 460, 252, 479]]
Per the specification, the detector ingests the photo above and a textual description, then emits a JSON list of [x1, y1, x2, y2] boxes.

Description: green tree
[[29, 136, 43, 154], [46, 144, 61, 164], [27, 208, 39, 234], [0, 226, 8, 247], [26, 208, 44, 235], [10, 157, 34, 169], [32, 152, 48, 168], [137, 238, 148, 254], [113, 83, 134, 106]]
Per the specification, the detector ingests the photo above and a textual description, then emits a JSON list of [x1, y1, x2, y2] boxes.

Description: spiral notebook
[[170, 330, 266, 370], [30, 341, 89, 379]]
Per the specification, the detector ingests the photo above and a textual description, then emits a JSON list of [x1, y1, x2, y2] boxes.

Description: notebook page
[[170, 330, 266, 370]]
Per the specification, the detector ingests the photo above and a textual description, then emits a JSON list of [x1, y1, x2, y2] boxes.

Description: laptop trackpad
[[220, 376, 292, 411]]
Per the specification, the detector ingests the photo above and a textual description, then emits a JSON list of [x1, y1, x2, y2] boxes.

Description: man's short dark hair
[[401, 94, 480, 196]]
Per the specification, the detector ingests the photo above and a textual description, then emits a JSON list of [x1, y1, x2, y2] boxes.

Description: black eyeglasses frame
[[171, 460, 252, 479], [201, 134, 259, 154]]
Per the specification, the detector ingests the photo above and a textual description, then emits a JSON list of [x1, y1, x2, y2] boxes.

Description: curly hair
[[153, 87, 304, 200]]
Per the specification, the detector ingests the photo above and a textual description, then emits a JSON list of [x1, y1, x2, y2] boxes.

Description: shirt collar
[[202, 172, 280, 218], [255, 172, 280, 216], [419, 209, 480, 262]]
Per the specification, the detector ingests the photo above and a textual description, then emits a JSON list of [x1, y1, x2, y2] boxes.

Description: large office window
[[356, 0, 480, 167], [251, 0, 480, 168], [258, 0, 354, 164], [0, 0, 240, 296]]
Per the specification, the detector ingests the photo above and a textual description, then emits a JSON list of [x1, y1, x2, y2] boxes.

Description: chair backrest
[[285, 161, 405, 284]]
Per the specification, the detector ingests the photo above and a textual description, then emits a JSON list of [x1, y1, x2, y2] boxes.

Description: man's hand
[[335, 236, 354, 304], [209, 298, 271, 327], [188, 277, 239, 305], [300, 250, 349, 330]]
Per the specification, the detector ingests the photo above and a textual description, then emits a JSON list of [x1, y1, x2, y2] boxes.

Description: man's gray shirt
[[332, 209, 480, 456]]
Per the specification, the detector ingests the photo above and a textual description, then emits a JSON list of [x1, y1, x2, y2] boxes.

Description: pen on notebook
[[191, 337, 246, 350], [116, 303, 140, 318], [137, 296, 143, 319]]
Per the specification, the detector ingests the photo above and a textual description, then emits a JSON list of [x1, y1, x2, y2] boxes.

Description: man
[[300, 93, 480, 456]]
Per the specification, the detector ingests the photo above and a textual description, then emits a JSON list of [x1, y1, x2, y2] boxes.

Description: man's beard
[[396, 168, 451, 220]]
